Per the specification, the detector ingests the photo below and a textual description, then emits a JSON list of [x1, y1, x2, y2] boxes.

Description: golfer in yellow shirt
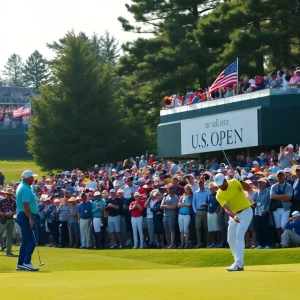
[[214, 173, 253, 272]]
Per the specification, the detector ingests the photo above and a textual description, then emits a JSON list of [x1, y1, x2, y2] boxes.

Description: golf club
[[219, 143, 231, 166], [32, 229, 45, 266]]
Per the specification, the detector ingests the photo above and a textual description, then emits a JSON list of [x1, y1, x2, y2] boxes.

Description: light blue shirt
[[269, 166, 281, 173], [179, 195, 192, 215], [253, 189, 270, 215], [92, 199, 105, 217], [192, 188, 210, 213], [16, 181, 38, 214]]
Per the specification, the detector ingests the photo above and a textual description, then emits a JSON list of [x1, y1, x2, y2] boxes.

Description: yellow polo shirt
[[216, 179, 251, 213]]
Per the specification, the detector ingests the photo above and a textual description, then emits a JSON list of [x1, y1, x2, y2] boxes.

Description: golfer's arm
[[223, 204, 235, 219], [23, 202, 33, 220]]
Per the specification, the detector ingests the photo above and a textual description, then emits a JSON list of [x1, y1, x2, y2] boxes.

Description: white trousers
[[273, 208, 290, 229], [80, 219, 92, 248], [93, 218, 101, 233], [178, 214, 191, 233], [131, 216, 144, 248], [281, 229, 300, 247], [228, 207, 253, 267]]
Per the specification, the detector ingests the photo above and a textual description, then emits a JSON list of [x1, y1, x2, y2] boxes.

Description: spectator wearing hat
[[270, 170, 293, 244], [281, 211, 300, 247], [129, 192, 145, 248], [177, 184, 193, 248], [151, 190, 165, 248], [78, 193, 93, 249], [0, 188, 16, 257], [92, 191, 105, 249], [144, 190, 157, 247], [161, 184, 179, 248], [279, 144, 295, 168], [288, 67, 300, 86], [251, 161, 261, 174], [68, 197, 80, 248], [45, 198, 60, 247], [283, 168, 294, 186], [206, 182, 222, 248], [37, 195, 48, 246], [252, 178, 272, 249], [292, 166, 300, 212], [192, 176, 210, 248], [15, 170, 39, 271], [57, 197, 70, 248], [268, 175, 277, 186], [105, 189, 123, 249]]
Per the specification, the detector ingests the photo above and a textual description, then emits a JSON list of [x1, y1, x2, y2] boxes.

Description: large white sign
[[181, 108, 258, 155]]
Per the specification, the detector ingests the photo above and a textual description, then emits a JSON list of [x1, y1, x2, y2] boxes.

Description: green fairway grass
[[1, 248, 300, 299], [0, 160, 43, 183]]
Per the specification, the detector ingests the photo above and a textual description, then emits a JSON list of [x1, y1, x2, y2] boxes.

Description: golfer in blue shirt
[[16, 170, 39, 271]]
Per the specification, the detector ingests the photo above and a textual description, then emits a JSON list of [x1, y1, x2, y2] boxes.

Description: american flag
[[209, 60, 238, 93], [13, 102, 31, 117]]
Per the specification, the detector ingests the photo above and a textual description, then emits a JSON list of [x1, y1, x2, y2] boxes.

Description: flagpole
[[236, 57, 239, 87]]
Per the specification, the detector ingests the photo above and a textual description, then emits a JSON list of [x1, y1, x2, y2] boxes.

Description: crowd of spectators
[[1, 146, 300, 252], [0, 86, 35, 103], [0, 105, 30, 128], [163, 66, 300, 109]]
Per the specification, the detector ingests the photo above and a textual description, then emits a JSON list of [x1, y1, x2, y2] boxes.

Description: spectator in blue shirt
[[266, 71, 281, 88], [281, 211, 300, 247], [78, 193, 93, 249]]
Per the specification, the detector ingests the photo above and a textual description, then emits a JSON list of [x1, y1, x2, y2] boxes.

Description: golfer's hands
[[233, 216, 240, 223], [29, 217, 35, 229]]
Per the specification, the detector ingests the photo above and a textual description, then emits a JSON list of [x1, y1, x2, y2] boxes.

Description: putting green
[[1, 248, 300, 299]]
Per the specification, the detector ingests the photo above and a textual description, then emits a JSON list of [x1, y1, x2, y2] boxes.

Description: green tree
[[23, 50, 50, 93], [2, 54, 24, 86]]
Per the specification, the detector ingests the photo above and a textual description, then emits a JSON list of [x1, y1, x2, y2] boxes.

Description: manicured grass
[[0, 248, 300, 299], [0, 160, 43, 183]]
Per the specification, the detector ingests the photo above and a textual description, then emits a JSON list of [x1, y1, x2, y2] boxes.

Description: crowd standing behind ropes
[[1, 147, 300, 254], [163, 67, 300, 109]]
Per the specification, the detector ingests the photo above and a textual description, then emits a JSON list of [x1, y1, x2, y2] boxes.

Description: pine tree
[[23, 50, 50, 93], [2, 54, 24, 86]]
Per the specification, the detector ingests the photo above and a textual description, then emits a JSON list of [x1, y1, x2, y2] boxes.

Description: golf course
[[1, 247, 300, 299]]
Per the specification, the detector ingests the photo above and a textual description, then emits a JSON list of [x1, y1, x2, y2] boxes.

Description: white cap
[[253, 161, 259, 165], [214, 173, 225, 187], [287, 144, 294, 149], [94, 191, 101, 196], [134, 192, 141, 197], [217, 169, 222, 173], [247, 173, 254, 178], [292, 211, 300, 218], [110, 189, 116, 193], [249, 79, 255, 84], [64, 171, 70, 176], [138, 178, 146, 183], [95, 165, 99, 168], [284, 168, 291, 173], [22, 170, 38, 179], [40, 194, 48, 202], [245, 180, 253, 184], [54, 199, 60, 203], [257, 178, 267, 184], [112, 169, 117, 172]]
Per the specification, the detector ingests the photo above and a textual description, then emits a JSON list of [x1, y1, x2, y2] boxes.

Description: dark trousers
[[48, 221, 59, 244], [38, 218, 47, 245], [16, 212, 38, 265], [59, 221, 69, 247], [256, 214, 272, 247]]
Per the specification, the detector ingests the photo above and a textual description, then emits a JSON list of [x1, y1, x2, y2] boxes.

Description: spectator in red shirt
[[129, 192, 145, 249], [172, 176, 184, 196]]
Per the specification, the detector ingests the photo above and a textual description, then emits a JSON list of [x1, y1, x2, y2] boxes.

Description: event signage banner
[[181, 108, 258, 155]]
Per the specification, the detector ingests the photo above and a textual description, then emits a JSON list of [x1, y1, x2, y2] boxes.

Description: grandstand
[[0, 83, 37, 105]]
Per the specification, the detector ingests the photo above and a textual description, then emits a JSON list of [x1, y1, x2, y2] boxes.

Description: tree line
[[7, 0, 300, 170]]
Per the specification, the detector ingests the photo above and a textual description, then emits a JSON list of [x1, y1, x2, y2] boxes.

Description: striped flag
[[13, 102, 31, 117], [209, 60, 238, 93]]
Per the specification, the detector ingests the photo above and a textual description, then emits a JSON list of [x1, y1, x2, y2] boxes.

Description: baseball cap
[[64, 171, 70, 176], [268, 175, 276, 181], [22, 170, 38, 179], [134, 192, 141, 197], [270, 71, 277, 76], [40, 194, 48, 202], [208, 182, 217, 189], [127, 176, 134, 181], [245, 180, 253, 184], [94, 191, 101, 196], [287, 144, 294, 149], [138, 178, 146, 183], [214, 173, 225, 187], [253, 161, 259, 165], [277, 170, 284, 176], [110, 189, 116, 193], [284, 168, 291, 173], [257, 178, 267, 184], [296, 165, 300, 171], [54, 199, 60, 203], [292, 211, 300, 218], [217, 169, 222, 173]]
